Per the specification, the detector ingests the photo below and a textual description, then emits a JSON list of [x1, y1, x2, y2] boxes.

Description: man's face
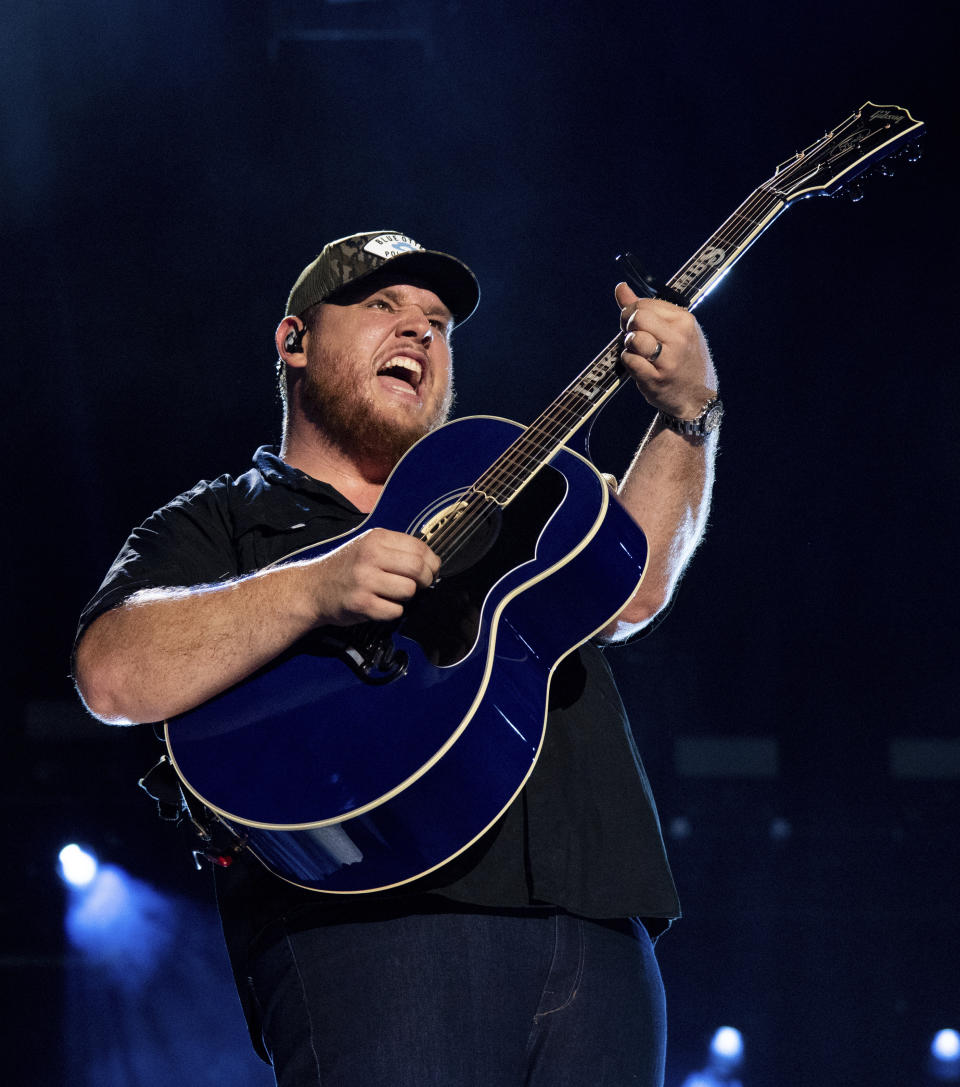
[[298, 277, 455, 468]]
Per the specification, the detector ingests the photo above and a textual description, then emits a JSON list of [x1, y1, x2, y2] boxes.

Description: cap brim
[[331, 249, 480, 327]]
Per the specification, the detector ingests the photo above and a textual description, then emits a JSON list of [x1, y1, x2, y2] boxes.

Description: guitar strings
[[421, 177, 763, 560], [420, 109, 885, 566], [343, 110, 908, 651], [390, 111, 911, 633], [422, 187, 765, 564], [420, 357, 627, 570]]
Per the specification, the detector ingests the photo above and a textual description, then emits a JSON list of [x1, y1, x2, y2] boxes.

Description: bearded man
[[74, 230, 720, 1087]]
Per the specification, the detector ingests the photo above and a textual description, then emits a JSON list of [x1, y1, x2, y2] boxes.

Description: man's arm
[[74, 528, 440, 724], [599, 283, 719, 641]]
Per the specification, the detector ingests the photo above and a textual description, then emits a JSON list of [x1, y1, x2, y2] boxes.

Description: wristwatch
[[657, 396, 724, 439]]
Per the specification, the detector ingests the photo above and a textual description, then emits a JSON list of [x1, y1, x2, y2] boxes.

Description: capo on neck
[[615, 253, 689, 308]]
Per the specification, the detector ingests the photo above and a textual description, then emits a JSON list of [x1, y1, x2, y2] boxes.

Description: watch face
[[703, 402, 723, 432]]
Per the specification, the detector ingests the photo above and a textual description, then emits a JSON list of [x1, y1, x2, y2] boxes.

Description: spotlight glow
[[58, 843, 98, 888], [64, 863, 174, 991], [933, 1029, 960, 1060], [710, 1026, 744, 1060]]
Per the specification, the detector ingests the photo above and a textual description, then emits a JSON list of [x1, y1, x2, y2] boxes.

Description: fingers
[[614, 282, 717, 416], [620, 299, 676, 375], [310, 528, 441, 626], [616, 281, 678, 335], [365, 528, 440, 589], [615, 280, 641, 320], [623, 328, 664, 365]]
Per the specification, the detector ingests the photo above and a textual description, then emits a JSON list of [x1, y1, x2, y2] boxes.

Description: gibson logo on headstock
[[867, 109, 902, 123], [673, 246, 726, 293]]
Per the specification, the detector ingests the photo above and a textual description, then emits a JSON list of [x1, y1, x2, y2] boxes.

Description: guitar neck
[[472, 184, 785, 507], [466, 102, 924, 508], [665, 185, 787, 311]]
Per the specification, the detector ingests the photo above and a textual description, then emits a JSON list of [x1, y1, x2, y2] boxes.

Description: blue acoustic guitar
[[165, 103, 923, 893]]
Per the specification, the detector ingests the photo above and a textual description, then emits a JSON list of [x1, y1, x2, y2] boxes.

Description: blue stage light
[[58, 843, 98, 888], [64, 861, 175, 993], [71, 865, 130, 930], [930, 1029, 960, 1083], [934, 1030, 960, 1056], [680, 1025, 745, 1087], [933, 1030, 960, 1061], [710, 1026, 744, 1062]]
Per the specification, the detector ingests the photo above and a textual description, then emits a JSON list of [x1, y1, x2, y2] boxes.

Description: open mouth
[[376, 355, 423, 392]]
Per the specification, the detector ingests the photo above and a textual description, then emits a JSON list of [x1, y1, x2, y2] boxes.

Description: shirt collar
[[252, 445, 363, 514]]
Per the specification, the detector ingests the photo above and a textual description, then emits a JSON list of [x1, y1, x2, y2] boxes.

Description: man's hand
[[595, 283, 721, 640], [615, 282, 718, 418], [307, 528, 441, 626]]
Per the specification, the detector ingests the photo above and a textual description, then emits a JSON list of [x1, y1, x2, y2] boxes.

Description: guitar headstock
[[769, 102, 924, 203]]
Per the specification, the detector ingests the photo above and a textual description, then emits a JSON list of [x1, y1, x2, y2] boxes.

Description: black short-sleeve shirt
[[78, 446, 680, 1050]]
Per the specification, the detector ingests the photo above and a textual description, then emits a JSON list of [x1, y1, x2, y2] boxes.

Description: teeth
[[377, 356, 422, 385]]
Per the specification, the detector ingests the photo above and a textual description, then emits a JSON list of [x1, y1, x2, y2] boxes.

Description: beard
[[298, 352, 455, 470]]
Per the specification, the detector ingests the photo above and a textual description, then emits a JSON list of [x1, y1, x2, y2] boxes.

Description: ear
[[275, 317, 309, 369]]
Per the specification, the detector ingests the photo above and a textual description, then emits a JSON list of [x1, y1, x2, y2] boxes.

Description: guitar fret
[[669, 192, 786, 306], [468, 343, 625, 507]]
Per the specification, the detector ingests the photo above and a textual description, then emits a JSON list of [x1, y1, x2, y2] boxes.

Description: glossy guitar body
[[165, 416, 648, 893]]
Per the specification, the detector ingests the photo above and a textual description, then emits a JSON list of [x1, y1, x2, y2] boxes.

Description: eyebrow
[[378, 286, 453, 323]]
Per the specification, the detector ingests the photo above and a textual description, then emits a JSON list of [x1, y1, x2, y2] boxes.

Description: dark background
[[3, 2, 957, 1083]]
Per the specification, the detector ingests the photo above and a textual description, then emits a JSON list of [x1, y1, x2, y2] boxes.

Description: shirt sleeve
[[75, 478, 241, 646]]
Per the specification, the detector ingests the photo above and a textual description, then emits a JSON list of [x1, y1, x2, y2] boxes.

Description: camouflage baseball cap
[[285, 231, 480, 326]]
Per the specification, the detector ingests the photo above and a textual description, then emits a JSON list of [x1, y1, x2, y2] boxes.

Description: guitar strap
[[138, 747, 246, 870], [138, 750, 185, 823]]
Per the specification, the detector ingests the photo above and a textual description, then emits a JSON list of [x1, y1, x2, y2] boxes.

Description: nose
[[396, 307, 433, 344]]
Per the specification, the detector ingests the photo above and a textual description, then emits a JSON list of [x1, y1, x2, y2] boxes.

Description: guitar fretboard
[[421, 102, 923, 565]]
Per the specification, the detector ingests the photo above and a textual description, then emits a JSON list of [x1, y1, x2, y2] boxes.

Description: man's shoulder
[[149, 472, 248, 537], [169, 466, 264, 508], [144, 446, 360, 552], [157, 447, 282, 522]]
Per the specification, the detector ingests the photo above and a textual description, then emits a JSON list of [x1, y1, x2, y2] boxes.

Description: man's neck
[[280, 427, 390, 513]]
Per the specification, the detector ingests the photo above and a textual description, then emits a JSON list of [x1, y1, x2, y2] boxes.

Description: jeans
[[247, 903, 666, 1086]]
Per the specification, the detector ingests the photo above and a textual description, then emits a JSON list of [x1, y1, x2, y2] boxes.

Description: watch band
[[657, 396, 723, 438]]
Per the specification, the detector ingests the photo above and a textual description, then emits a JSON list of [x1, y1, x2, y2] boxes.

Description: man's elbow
[[598, 587, 669, 643], [73, 629, 139, 725]]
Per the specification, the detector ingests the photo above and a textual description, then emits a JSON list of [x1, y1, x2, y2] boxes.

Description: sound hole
[[401, 466, 567, 667]]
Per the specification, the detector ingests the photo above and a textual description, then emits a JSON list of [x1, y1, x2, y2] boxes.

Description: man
[[74, 230, 720, 1086]]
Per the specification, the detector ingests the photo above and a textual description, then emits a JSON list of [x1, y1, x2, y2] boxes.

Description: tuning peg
[[905, 141, 923, 163], [878, 161, 895, 177], [845, 181, 865, 203]]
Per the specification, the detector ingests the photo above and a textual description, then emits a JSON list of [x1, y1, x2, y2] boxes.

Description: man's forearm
[[603, 417, 717, 638], [74, 562, 324, 725], [75, 527, 442, 725]]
